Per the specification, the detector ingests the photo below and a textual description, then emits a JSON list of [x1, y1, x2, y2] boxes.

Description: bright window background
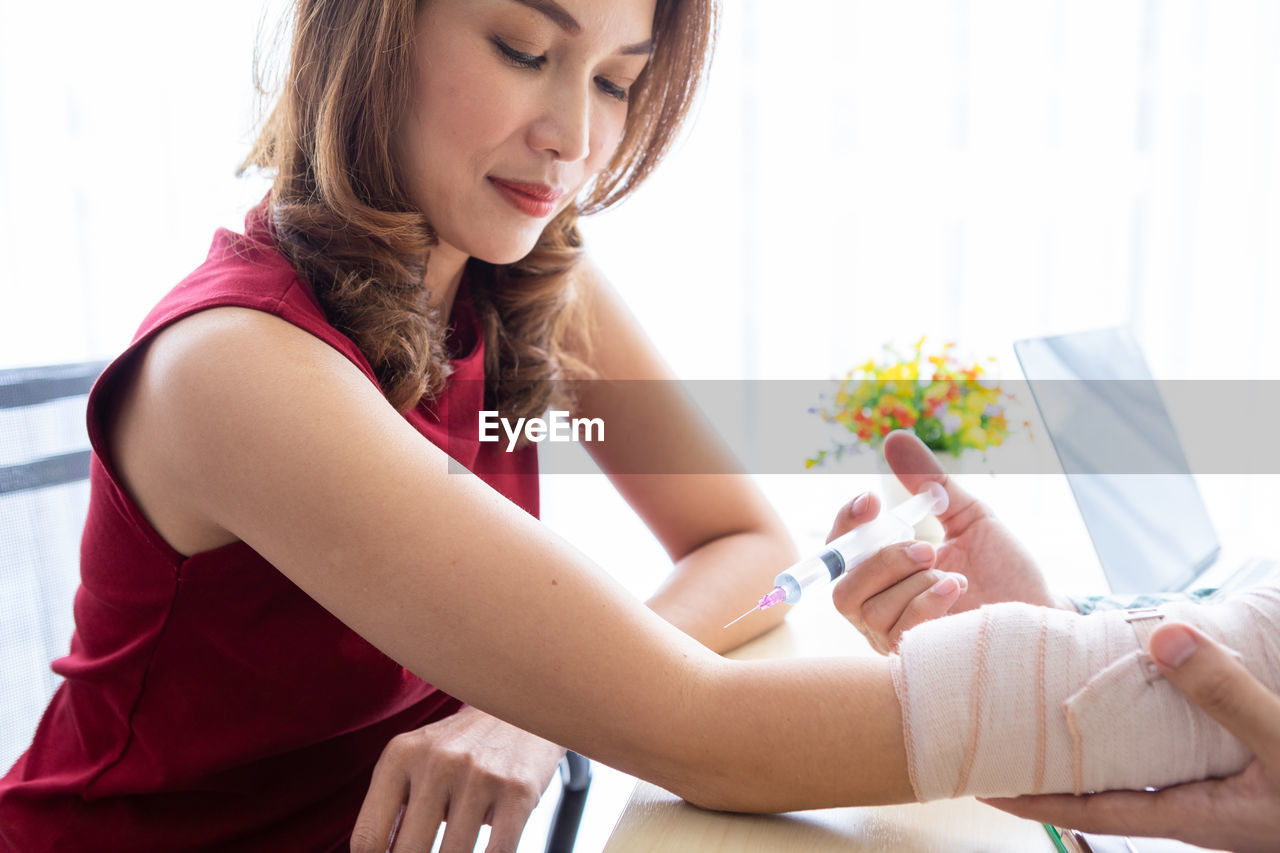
[[3, 1, 1279, 849]]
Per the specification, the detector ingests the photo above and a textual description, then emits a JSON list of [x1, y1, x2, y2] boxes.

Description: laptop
[[1013, 327, 1279, 599]]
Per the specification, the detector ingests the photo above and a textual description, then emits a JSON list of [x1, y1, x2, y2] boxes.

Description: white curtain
[[0, 0, 274, 367], [3, 1, 1276, 379], [584, 0, 1280, 383]]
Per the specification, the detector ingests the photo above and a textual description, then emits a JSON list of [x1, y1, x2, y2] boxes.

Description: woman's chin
[[470, 237, 543, 267]]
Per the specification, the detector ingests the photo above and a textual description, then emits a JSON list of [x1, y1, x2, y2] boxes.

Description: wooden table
[[604, 584, 1056, 852]]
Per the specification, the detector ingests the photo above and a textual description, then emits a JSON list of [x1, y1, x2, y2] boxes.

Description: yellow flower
[[961, 424, 987, 447], [884, 363, 915, 381], [809, 340, 1022, 465]]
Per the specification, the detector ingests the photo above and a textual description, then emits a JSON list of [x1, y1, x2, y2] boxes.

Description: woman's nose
[[527, 83, 591, 163]]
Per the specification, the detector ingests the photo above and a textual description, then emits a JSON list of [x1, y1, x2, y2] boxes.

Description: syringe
[[723, 483, 950, 629]]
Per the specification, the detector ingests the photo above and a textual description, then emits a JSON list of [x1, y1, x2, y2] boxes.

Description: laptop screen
[[1014, 328, 1219, 594]]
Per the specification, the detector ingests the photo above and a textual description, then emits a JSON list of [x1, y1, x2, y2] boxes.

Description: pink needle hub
[[722, 586, 789, 629], [757, 586, 788, 610]]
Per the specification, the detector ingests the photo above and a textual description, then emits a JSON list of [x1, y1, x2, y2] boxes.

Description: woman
[[0, 0, 835, 849], [2, 1, 1276, 851]]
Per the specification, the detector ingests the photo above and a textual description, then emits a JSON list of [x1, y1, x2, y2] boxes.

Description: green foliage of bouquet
[[807, 337, 1023, 468]]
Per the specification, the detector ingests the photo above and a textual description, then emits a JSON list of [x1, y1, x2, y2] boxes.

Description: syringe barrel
[[773, 553, 842, 604], [772, 484, 947, 606], [824, 514, 914, 574]]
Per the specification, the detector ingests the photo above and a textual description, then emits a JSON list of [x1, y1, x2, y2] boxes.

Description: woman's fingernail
[[1151, 624, 1198, 668], [929, 574, 959, 596], [905, 541, 934, 563], [852, 493, 871, 514]]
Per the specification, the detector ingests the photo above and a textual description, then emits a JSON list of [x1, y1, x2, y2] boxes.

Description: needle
[[722, 605, 759, 630]]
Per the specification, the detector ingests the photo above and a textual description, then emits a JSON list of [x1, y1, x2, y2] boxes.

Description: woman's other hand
[[350, 706, 565, 853], [982, 623, 1280, 853], [830, 430, 1060, 653]]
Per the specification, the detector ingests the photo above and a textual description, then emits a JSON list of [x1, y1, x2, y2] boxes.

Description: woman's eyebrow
[[507, 0, 654, 56], [509, 0, 581, 34]]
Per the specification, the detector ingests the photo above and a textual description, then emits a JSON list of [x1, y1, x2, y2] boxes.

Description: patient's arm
[[892, 585, 1280, 800], [984, 622, 1280, 853]]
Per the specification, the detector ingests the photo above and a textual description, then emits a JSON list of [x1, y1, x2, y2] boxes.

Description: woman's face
[[402, 0, 657, 265]]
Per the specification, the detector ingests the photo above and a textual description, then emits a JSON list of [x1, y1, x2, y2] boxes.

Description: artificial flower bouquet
[[807, 337, 1023, 468]]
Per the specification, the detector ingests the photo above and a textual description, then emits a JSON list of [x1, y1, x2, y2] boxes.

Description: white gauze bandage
[[890, 584, 1280, 801]]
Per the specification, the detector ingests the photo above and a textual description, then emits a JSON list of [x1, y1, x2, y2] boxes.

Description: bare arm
[[108, 306, 910, 811], [571, 261, 798, 651]]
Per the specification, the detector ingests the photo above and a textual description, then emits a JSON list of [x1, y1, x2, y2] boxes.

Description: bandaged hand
[[892, 585, 1280, 801], [983, 622, 1280, 853]]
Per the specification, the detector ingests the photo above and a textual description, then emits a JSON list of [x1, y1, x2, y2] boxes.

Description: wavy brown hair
[[240, 0, 718, 418]]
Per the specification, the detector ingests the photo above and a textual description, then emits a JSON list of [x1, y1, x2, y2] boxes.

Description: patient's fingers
[[859, 568, 945, 636], [851, 566, 967, 654], [833, 542, 959, 652], [887, 573, 968, 651]]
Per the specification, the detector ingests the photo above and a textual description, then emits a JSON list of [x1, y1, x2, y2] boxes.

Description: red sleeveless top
[[0, 209, 539, 852]]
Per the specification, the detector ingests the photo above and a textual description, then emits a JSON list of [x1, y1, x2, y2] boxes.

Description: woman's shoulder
[[112, 211, 382, 404], [135, 217, 339, 352], [84, 216, 386, 554], [98, 302, 371, 554]]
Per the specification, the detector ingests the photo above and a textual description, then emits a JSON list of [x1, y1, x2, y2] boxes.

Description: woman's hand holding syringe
[[723, 481, 956, 630]]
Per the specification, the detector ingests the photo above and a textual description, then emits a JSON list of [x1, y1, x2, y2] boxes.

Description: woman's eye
[[491, 35, 628, 102], [595, 77, 629, 103], [492, 36, 546, 69]]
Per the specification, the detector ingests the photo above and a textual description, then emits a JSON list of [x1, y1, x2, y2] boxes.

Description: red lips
[[488, 178, 564, 217]]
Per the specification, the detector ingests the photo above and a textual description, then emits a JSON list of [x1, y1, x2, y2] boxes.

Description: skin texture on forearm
[[687, 656, 913, 812], [647, 526, 797, 653]]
